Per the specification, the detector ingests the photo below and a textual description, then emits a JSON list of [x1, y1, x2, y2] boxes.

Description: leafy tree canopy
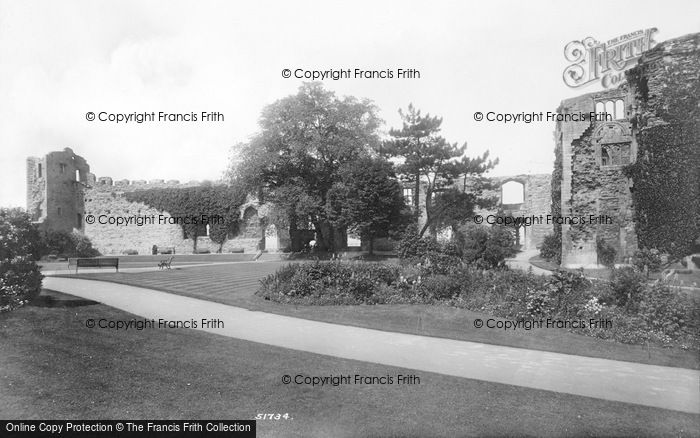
[[328, 157, 411, 253], [230, 82, 382, 252]]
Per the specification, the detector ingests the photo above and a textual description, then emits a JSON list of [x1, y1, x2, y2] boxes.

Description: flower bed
[[256, 260, 700, 350]]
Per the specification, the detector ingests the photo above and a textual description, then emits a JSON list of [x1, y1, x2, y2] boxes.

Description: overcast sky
[[1, 0, 697, 207]]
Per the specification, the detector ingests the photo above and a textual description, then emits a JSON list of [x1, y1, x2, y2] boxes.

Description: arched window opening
[[595, 102, 605, 116], [605, 101, 615, 119], [614, 100, 625, 119], [501, 181, 525, 205]]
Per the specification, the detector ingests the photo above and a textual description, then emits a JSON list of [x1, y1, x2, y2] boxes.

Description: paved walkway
[[43, 277, 699, 414], [506, 249, 552, 275]]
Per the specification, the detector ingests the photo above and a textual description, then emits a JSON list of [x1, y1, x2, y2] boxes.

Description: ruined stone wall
[[556, 32, 699, 268], [556, 89, 638, 268], [26, 156, 46, 222], [386, 174, 552, 251], [27, 148, 266, 255], [470, 174, 552, 250], [624, 33, 700, 258], [26, 148, 90, 233], [82, 182, 262, 255]]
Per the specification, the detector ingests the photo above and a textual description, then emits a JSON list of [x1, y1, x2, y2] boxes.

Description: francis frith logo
[[563, 28, 657, 89]]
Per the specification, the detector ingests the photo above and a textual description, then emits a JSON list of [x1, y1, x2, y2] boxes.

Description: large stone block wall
[[82, 187, 263, 255]]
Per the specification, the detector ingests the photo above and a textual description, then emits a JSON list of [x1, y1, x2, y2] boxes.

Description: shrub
[[42, 230, 100, 258], [596, 237, 617, 268], [545, 269, 590, 317], [421, 251, 462, 275], [448, 265, 548, 316], [72, 232, 100, 257], [0, 208, 43, 261], [523, 288, 552, 318], [459, 224, 516, 269], [418, 274, 462, 301], [0, 257, 43, 313], [122, 249, 139, 255], [0, 208, 44, 313], [638, 282, 690, 339], [607, 267, 646, 310], [396, 228, 441, 261], [42, 230, 73, 257], [256, 261, 401, 304], [539, 233, 561, 264], [631, 248, 663, 274]]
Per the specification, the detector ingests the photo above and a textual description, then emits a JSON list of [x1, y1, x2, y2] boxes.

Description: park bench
[[69, 257, 119, 274], [158, 256, 174, 270]]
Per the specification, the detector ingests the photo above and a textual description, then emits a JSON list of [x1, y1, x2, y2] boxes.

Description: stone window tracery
[[594, 98, 626, 120]]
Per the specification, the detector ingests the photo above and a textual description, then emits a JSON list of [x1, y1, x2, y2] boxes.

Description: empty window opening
[[601, 143, 631, 166], [402, 188, 414, 206], [614, 100, 625, 120], [595, 102, 605, 116], [501, 181, 525, 205]]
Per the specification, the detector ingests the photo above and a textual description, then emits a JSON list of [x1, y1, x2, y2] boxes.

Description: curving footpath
[[43, 276, 700, 414]]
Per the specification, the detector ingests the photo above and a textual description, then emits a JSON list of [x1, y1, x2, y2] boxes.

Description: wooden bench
[[69, 257, 119, 274], [158, 256, 174, 270]]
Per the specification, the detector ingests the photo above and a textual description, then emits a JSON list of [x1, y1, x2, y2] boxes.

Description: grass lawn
[[37, 253, 259, 273], [67, 263, 700, 369], [1, 295, 698, 437]]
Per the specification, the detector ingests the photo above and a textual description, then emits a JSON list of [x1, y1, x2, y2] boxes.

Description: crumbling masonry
[[555, 33, 699, 268]]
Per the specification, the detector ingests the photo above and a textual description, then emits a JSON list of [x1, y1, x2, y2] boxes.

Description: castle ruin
[[555, 33, 699, 268], [26, 148, 277, 255]]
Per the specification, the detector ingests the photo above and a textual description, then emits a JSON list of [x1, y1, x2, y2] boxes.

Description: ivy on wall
[[624, 124, 700, 260], [549, 140, 563, 264], [624, 39, 700, 261], [125, 185, 246, 251]]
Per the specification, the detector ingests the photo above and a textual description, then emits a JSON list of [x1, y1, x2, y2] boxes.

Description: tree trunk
[[314, 221, 331, 253], [368, 237, 374, 255], [289, 215, 304, 252], [333, 227, 347, 251], [413, 172, 420, 210]]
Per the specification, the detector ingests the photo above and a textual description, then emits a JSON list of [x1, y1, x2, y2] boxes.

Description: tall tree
[[231, 83, 381, 252], [329, 157, 411, 254], [383, 104, 443, 211], [383, 104, 498, 237]]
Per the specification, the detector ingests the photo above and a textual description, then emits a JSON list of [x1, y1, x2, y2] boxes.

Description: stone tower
[[26, 147, 91, 233]]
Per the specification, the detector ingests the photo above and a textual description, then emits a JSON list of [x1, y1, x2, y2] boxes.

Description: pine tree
[[383, 105, 498, 237]]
